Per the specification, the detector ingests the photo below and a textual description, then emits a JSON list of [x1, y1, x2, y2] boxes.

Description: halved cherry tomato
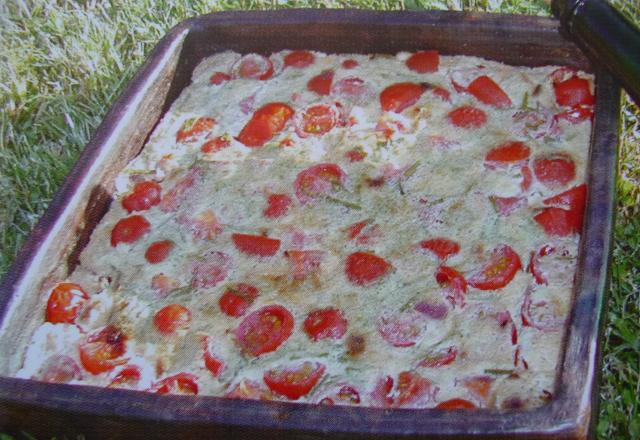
[[45, 282, 89, 324], [178, 209, 222, 241], [231, 54, 274, 80], [304, 308, 347, 341], [533, 207, 579, 236], [533, 154, 576, 189], [331, 76, 369, 103], [225, 379, 273, 400], [232, 233, 281, 257], [209, 71, 231, 85], [151, 273, 180, 296], [79, 325, 127, 375], [467, 244, 522, 290], [342, 59, 359, 69], [553, 75, 594, 107], [294, 163, 346, 204], [484, 141, 530, 167], [490, 196, 527, 216], [318, 384, 361, 405], [236, 102, 294, 147], [150, 373, 198, 395], [345, 147, 367, 162], [109, 365, 141, 388], [419, 238, 460, 261], [435, 266, 468, 294], [462, 375, 494, 401], [159, 168, 200, 213], [38, 355, 82, 383], [345, 251, 391, 286], [431, 86, 451, 102], [529, 243, 577, 285], [406, 50, 439, 73], [263, 361, 326, 400], [218, 283, 259, 317], [447, 106, 487, 128], [110, 215, 150, 247], [264, 193, 292, 218], [284, 50, 315, 68], [202, 336, 226, 377], [414, 301, 449, 319], [554, 105, 593, 125], [435, 398, 477, 410], [543, 184, 587, 211], [307, 70, 334, 96], [371, 372, 433, 408], [520, 288, 565, 331], [467, 75, 512, 108], [176, 117, 215, 143], [154, 304, 191, 334], [419, 346, 458, 368], [380, 82, 426, 113], [295, 104, 338, 138], [122, 181, 161, 213], [190, 251, 232, 288], [285, 250, 324, 281], [235, 305, 294, 356], [145, 240, 174, 264], [201, 135, 231, 153], [378, 314, 422, 347]]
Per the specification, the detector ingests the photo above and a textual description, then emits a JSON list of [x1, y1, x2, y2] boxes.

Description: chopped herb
[[398, 180, 405, 195], [403, 160, 421, 178], [520, 91, 529, 110], [484, 369, 515, 375], [326, 196, 362, 210]]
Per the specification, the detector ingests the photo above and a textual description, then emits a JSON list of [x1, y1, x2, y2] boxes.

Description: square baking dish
[[0, 9, 620, 440]]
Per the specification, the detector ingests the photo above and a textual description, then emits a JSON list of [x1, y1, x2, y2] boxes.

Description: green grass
[[0, 1, 638, 439]]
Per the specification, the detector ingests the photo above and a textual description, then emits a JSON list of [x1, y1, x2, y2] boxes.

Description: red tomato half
[[304, 308, 348, 341], [284, 50, 315, 68], [209, 71, 231, 85], [294, 163, 346, 204], [154, 304, 192, 334], [533, 207, 578, 236], [190, 251, 232, 288], [235, 305, 294, 356], [467, 245, 522, 290], [345, 252, 391, 286], [264, 193, 292, 218], [419, 346, 458, 368], [342, 59, 359, 69], [231, 54, 274, 80], [435, 266, 468, 294], [263, 361, 325, 400], [467, 75, 512, 108], [145, 240, 174, 264], [484, 141, 530, 167], [377, 314, 422, 347], [528, 243, 577, 285], [371, 372, 433, 408], [294, 104, 338, 137], [176, 117, 215, 143], [307, 70, 334, 96], [122, 181, 161, 213], [435, 398, 477, 410], [533, 154, 576, 189], [553, 75, 594, 107], [150, 373, 198, 395], [447, 106, 487, 129], [218, 283, 259, 318], [45, 282, 89, 324], [79, 325, 127, 375], [543, 184, 587, 210], [419, 238, 460, 261], [236, 102, 294, 147], [405, 51, 439, 73], [380, 82, 426, 113], [554, 105, 594, 125], [108, 365, 141, 388], [232, 233, 281, 257], [110, 215, 150, 247], [201, 135, 231, 154]]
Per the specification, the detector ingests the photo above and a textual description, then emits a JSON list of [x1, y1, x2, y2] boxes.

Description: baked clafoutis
[[15, 50, 594, 410]]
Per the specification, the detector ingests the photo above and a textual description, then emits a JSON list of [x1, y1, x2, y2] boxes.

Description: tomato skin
[[235, 305, 294, 356], [484, 141, 530, 167], [490, 196, 527, 216], [294, 163, 346, 203], [554, 105, 593, 125], [435, 266, 468, 293], [419, 346, 458, 368], [342, 59, 359, 69], [521, 165, 533, 191], [435, 398, 477, 410], [467, 245, 522, 290], [45, 282, 89, 324], [202, 336, 226, 377], [150, 373, 198, 395], [176, 117, 215, 143], [264, 193, 292, 218], [201, 135, 231, 153], [345, 252, 391, 286], [533, 207, 577, 236], [544, 184, 587, 210], [122, 181, 161, 213], [231, 54, 274, 80], [209, 71, 231, 85], [406, 50, 439, 73], [236, 102, 294, 147], [553, 75, 594, 107], [284, 50, 315, 68], [295, 104, 338, 137], [304, 308, 348, 341], [232, 233, 281, 257], [145, 240, 174, 264], [307, 70, 334, 96], [533, 154, 576, 189], [467, 75, 512, 108], [79, 325, 127, 375], [380, 82, 426, 113], [263, 361, 326, 400], [218, 283, 259, 318], [108, 365, 141, 388], [419, 238, 460, 261], [377, 314, 422, 347], [447, 106, 487, 128], [110, 215, 150, 247], [431, 86, 451, 102], [371, 372, 434, 408], [154, 304, 192, 334], [345, 148, 367, 162]]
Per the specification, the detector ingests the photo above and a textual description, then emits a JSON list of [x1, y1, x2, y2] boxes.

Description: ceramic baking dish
[[0, 9, 620, 439]]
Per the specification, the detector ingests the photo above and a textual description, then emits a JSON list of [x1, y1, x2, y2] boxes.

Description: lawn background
[[0, 0, 637, 439]]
